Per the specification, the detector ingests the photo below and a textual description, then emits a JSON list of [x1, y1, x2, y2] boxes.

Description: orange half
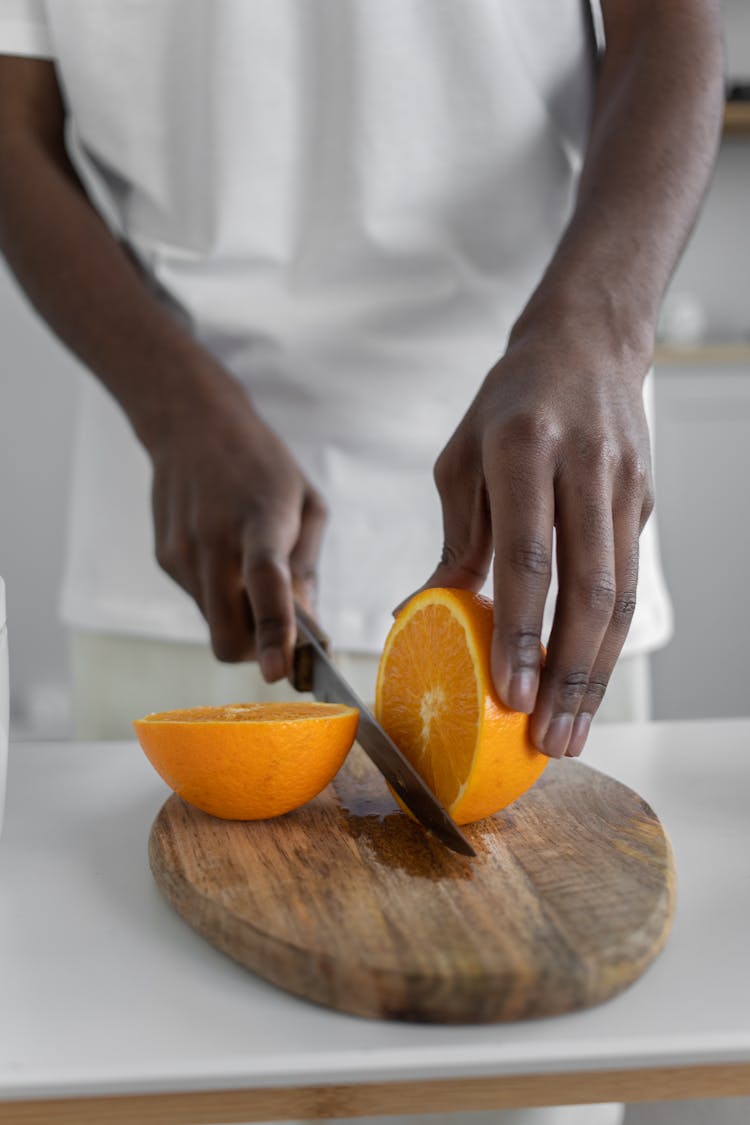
[[375, 588, 547, 825], [133, 701, 359, 820]]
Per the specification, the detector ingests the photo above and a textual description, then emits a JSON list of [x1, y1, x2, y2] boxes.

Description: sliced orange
[[375, 588, 547, 825], [133, 702, 358, 820]]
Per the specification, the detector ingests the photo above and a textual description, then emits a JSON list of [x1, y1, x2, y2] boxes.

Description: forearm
[[511, 0, 724, 367], [0, 107, 241, 449]]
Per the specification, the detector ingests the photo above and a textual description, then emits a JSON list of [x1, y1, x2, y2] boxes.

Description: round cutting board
[[148, 746, 676, 1023]]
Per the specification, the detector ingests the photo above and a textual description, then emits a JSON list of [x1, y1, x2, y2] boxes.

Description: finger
[[530, 479, 616, 758], [565, 474, 648, 757], [564, 544, 639, 757], [399, 452, 492, 613], [199, 546, 256, 663], [487, 449, 555, 715], [289, 488, 327, 614], [242, 517, 298, 683]]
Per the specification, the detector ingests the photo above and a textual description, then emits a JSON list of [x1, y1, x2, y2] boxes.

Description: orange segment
[[375, 588, 547, 825], [133, 701, 358, 821]]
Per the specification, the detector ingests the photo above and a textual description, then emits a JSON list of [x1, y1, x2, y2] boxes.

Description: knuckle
[[583, 674, 609, 706], [506, 411, 559, 453], [509, 537, 552, 581], [434, 444, 480, 497], [196, 509, 243, 546], [619, 448, 651, 492], [154, 541, 173, 574], [612, 589, 637, 626], [291, 562, 318, 584], [192, 521, 233, 559], [585, 436, 619, 475], [254, 614, 290, 648], [555, 668, 590, 708], [155, 532, 190, 577], [306, 486, 329, 521], [438, 541, 486, 581], [590, 577, 618, 614], [247, 546, 286, 576], [433, 447, 457, 493], [507, 627, 542, 664], [481, 414, 557, 474], [574, 570, 617, 615], [440, 541, 461, 568]]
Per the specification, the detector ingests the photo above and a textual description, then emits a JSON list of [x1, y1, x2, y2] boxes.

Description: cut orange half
[[375, 588, 547, 825], [133, 701, 359, 820]]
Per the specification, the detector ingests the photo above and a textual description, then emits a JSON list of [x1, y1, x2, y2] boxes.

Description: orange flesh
[[142, 702, 350, 724], [377, 604, 479, 807]]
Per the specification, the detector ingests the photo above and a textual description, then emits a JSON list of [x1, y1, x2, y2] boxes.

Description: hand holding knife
[[289, 603, 476, 858]]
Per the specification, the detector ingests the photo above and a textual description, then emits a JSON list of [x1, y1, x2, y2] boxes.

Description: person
[[0, 3, 724, 1125]]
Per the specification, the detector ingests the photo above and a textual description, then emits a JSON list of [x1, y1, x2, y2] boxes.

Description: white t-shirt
[[0, 0, 672, 655]]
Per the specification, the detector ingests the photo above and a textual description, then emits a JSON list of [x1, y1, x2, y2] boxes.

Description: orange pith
[[375, 588, 547, 825], [133, 701, 359, 821]]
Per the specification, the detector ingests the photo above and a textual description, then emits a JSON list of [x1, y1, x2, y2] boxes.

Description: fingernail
[[543, 713, 574, 758], [567, 712, 592, 757], [507, 668, 538, 713], [261, 646, 286, 682]]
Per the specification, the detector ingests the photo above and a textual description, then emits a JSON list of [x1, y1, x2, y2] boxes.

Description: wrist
[[508, 280, 656, 380], [128, 346, 253, 453]]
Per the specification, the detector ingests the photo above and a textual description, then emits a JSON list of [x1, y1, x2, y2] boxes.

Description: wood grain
[[6, 1065, 750, 1125], [148, 745, 676, 1023]]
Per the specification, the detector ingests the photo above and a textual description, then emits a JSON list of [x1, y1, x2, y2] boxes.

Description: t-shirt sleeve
[[0, 0, 53, 58]]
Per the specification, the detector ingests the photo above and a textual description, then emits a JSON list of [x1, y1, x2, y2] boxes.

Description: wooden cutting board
[[148, 745, 676, 1024]]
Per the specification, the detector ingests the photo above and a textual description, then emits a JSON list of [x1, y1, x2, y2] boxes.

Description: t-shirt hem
[[0, 18, 53, 58], [60, 594, 210, 646], [619, 613, 674, 659]]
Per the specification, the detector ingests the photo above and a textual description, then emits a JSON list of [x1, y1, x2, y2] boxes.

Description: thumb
[[393, 481, 493, 616]]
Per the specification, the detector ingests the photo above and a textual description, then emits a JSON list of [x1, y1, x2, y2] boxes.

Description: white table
[[1, 721, 749, 1124]]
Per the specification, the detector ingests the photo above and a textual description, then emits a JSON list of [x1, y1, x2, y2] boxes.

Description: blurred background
[[2, 0, 750, 740]]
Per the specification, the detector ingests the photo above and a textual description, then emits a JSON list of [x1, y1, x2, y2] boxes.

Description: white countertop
[[1, 720, 749, 1109]]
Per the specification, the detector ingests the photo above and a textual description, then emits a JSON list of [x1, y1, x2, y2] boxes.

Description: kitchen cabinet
[[650, 88, 750, 721], [723, 102, 750, 136], [651, 364, 750, 719]]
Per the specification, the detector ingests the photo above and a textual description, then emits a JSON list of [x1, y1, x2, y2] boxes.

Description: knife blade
[[291, 604, 476, 858]]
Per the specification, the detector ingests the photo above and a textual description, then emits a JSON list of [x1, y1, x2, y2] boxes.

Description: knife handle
[[291, 602, 330, 693]]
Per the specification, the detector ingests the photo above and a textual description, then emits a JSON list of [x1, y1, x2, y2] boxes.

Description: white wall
[[725, 0, 750, 82], [664, 141, 750, 341], [0, 262, 77, 736]]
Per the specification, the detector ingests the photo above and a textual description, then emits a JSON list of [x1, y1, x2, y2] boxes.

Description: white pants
[[71, 631, 647, 1125]]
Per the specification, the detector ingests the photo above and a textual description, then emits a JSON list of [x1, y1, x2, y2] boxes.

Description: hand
[[419, 326, 654, 758], [147, 377, 327, 681]]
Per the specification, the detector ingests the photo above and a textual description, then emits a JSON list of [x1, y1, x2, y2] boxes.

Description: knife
[[290, 603, 476, 858]]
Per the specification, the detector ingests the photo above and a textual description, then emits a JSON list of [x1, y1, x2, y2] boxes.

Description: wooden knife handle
[[291, 602, 330, 693]]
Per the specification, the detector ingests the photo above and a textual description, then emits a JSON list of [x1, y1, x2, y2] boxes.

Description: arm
[[420, 0, 724, 756], [0, 56, 325, 678]]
